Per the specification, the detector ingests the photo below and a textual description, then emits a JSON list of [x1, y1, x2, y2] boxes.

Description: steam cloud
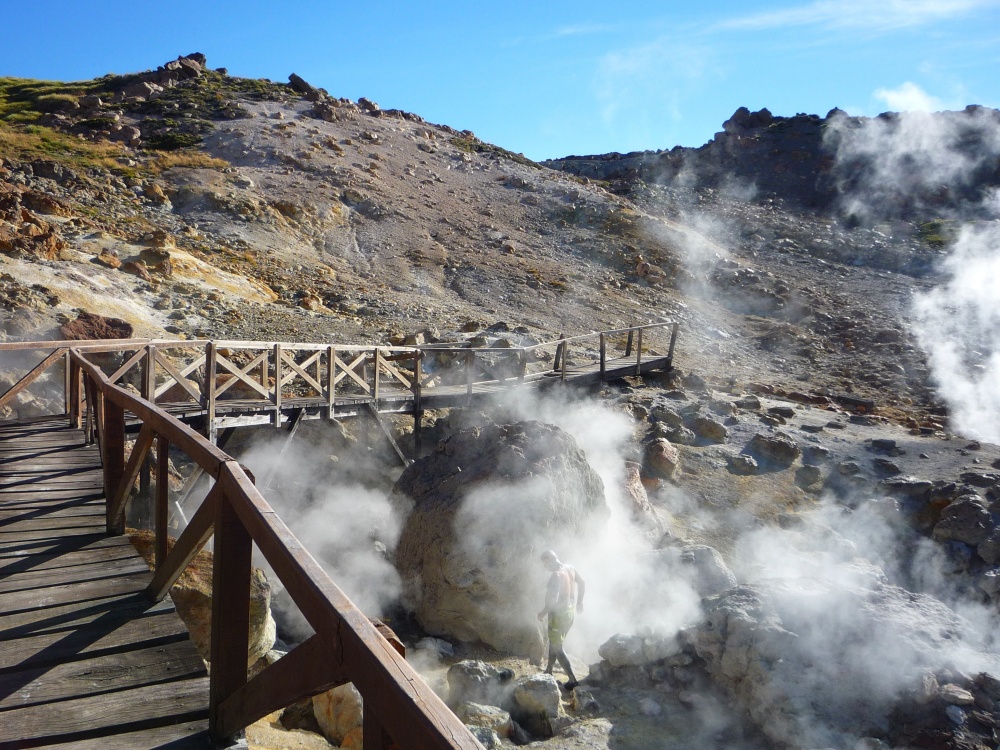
[[911, 223, 1000, 443]]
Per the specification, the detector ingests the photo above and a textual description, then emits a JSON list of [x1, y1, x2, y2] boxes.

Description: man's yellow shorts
[[548, 608, 575, 647]]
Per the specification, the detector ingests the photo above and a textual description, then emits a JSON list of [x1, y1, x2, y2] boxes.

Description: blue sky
[[2, 1, 998, 160]]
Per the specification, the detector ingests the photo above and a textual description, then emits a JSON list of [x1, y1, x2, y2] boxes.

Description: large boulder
[[128, 531, 276, 667], [394, 421, 609, 655], [447, 660, 515, 708], [643, 438, 680, 479], [689, 573, 1000, 748]]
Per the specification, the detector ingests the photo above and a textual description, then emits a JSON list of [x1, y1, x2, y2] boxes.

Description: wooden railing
[[68, 348, 483, 748], [0, 322, 678, 433]]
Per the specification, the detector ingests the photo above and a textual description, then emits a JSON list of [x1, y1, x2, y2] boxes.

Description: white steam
[[824, 104, 1000, 221], [912, 223, 1000, 443]]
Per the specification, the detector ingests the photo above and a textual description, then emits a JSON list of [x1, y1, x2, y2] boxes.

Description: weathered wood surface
[[0, 419, 212, 749]]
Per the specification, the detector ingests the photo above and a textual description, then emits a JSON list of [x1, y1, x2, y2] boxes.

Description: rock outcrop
[[689, 573, 1000, 748], [393, 421, 609, 655]]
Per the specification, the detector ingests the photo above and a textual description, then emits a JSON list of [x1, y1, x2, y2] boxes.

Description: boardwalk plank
[[0, 606, 185, 672], [0, 676, 209, 747], [0, 420, 211, 748], [0, 638, 206, 709]]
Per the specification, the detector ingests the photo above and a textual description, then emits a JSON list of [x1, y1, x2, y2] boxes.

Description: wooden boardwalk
[[0, 417, 213, 749]]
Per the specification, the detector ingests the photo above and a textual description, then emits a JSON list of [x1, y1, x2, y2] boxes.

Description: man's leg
[[555, 648, 577, 685]]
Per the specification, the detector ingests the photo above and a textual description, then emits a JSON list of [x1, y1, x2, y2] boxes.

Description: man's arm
[[574, 569, 585, 613]]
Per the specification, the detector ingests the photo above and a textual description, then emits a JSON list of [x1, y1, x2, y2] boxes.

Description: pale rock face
[[455, 702, 513, 738], [689, 573, 1000, 748], [312, 682, 363, 745], [513, 673, 562, 718]]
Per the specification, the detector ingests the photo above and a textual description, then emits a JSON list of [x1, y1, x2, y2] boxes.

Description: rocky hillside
[[1, 54, 981, 431]]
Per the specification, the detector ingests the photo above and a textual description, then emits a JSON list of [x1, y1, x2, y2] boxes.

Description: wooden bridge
[[0, 323, 677, 748]]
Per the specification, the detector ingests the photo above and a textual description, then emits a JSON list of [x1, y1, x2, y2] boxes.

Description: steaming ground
[[221, 380, 1000, 749]]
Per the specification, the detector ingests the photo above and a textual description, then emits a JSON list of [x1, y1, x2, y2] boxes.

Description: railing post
[[373, 348, 381, 404], [599, 333, 607, 383], [204, 342, 218, 443], [326, 345, 336, 420], [144, 344, 157, 404], [155, 435, 169, 569], [413, 350, 422, 459], [553, 336, 563, 373], [625, 330, 634, 357], [69, 358, 82, 428], [635, 328, 643, 376], [63, 349, 71, 417], [465, 349, 473, 405], [273, 343, 283, 428], [667, 322, 680, 370], [518, 349, 527, 385], [209, 489, 252, 743], [363, 711, 393, 750], [103, 397, 127, 535], [561, 343, 568, 381]]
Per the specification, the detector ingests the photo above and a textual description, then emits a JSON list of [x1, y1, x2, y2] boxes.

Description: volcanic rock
[[643, 438, 680, 479], [932, 495, 993, 546], [690, 415, 728, 443], [59, 311, 134, 340], [447, 660, 515, 709]]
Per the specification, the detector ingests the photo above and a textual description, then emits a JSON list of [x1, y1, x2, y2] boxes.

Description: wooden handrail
[[67, 348, 483, 748]]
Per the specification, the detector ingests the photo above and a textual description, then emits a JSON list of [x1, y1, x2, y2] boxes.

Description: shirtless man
[[537, 549, 585, 689]]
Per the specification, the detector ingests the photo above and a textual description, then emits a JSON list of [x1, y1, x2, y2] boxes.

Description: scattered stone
[[978, 532, 1000, 565], [872, 458, 901, 476], [643, 438, 680, 479], [768, 406, 795, 418], [735, 394, 761, 410], [447, 661, 515, 708], [690, 416, 728, 443], [872, 438, 897, 452], [802, 445, 831, 465], [795, 465, 822, 487], [748, 432, 801, 466], [729, 453, 759, 475], [961, 472, 1000, 487], [456, 702, 512, 738], [932, 495, 993, 546]]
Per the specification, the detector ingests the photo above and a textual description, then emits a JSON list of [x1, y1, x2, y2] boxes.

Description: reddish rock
[[122, 260, 153, 282], [59, 312, 134, 340], [644, 438, 680, 479]]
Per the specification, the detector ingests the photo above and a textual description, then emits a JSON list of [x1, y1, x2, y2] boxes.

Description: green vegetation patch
[[917, 219, 957, 248], [0, 122, 127, 168], [0, 76, 110, 124]]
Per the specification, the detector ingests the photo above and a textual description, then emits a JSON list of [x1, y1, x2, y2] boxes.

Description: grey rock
[[447, 660, 514, 708], [729, 453, 759, 475], [690, 415, 728, 443], [978, 530, 1000, 565], [872, 458, 901, 476], [932, 495, 993, 546], [978, 569, 1000, 596], [803, 445, 831, 465], [748, 432, 801, 466], [796, 465, 823, 487]]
